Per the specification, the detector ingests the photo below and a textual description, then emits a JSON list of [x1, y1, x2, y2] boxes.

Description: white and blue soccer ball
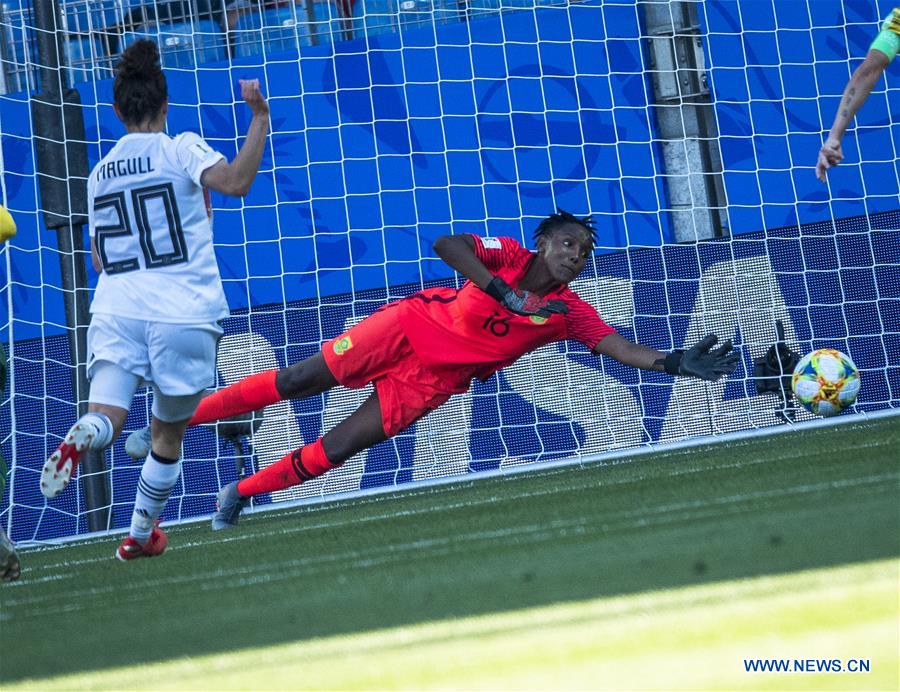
[[791, 348, 860, 417]]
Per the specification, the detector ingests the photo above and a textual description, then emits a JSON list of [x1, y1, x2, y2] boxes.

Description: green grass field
[[2, 416, 898, 690]]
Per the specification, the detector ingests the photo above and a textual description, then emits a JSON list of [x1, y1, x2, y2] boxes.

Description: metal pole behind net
[[31, 0, 111, 532]]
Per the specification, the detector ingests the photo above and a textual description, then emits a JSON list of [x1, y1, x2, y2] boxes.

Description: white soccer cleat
[[40, 422, 95, 499], [124, 426, 152, 460]]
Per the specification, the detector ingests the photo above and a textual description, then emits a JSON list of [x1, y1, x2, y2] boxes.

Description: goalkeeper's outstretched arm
[[594, 333, 666, 371], [594, 333, 740, 382]]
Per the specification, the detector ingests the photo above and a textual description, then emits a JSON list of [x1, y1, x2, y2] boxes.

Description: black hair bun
[[117, 39, 161, 80]]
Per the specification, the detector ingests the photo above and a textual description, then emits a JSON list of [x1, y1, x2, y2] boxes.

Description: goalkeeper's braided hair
[[533, 208, 597, 249], [114, 39, 167, 126]]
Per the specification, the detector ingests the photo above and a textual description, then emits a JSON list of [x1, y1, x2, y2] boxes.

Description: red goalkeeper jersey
[[395, 234, 616, 383]]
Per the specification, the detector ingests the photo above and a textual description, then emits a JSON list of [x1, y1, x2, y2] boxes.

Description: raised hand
[[485, 276, 568, 318], [816, 138, 843, 182], [239, 78, 269, 118], [678, 334, 740, 381]]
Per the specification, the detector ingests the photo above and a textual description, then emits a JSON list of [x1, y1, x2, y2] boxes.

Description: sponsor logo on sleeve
[[189, 141, 216, 161], [480, 236, 502, 250], [333, 336, 354, 355]]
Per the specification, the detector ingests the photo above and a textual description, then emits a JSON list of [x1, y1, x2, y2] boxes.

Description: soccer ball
[[791, 348, 860, 417]]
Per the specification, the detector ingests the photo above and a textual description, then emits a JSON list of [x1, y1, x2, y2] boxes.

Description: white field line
[[195, 407, 900, 518], [19, 433, 896, 569], [16, 408, 899, 550], [3, 471, 895, 620]]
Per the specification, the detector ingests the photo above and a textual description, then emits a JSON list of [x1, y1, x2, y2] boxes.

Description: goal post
[[0, 0, 897, 543], [28, 0, 114, 531]]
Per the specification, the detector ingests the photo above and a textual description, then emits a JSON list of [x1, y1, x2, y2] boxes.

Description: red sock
[[237, 438, 337, 497], [190, 370, 281, 426]]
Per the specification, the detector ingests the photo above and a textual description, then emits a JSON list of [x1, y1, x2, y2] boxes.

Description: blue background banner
[[4, 0, 896, 341]]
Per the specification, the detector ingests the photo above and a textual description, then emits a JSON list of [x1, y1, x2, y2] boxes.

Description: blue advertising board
[[4, 211, 899, 541]]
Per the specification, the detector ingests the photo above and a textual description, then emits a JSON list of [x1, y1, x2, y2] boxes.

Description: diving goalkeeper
[[150, 210, 739, 530]]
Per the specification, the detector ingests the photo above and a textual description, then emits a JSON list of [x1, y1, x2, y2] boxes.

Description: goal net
[[1, 0, 898, 542]]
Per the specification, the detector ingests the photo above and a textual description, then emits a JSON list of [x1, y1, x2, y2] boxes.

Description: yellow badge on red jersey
[[333, 336, 353, 355]]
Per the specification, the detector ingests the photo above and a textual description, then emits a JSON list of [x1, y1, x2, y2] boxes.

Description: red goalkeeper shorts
[[322, 303, 470, 437]]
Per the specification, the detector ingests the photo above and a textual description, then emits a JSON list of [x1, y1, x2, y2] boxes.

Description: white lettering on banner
[[312, 384, 372, 497], [501, 275, 645, 459], [411, 392, 475, 480], [659, 255, 807, 442], [312, 316, 372, 496], [215, 333, 303, 503], [215, 317, 375, 501], [570, 276, 636, 328], [503, 344, 646, 459]]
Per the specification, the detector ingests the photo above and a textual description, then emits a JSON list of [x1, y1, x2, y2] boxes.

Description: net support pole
[[0, 5, 11, 94], [641, 0, 727, 241], [31, 0, 112, 531]]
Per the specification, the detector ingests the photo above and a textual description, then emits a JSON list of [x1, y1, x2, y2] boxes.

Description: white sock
[[80, 412, 114, 450], [130, 452, 182, 543]]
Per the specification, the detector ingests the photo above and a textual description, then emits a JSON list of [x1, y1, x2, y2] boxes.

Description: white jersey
[[88, 131, 229, 324]]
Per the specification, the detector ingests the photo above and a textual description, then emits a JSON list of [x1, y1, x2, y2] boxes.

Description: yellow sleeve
[[869, 8, 900, 62]]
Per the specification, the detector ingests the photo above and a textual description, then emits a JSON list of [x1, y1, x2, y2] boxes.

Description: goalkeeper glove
[[484, 276, 569, 318], [657, 334, 740, 381]]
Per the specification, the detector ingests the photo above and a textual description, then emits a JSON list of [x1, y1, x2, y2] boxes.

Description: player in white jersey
[[39, 39, 269, 561]]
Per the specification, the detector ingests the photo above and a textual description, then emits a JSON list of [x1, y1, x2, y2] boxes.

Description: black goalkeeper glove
[[657, 334, 740, 382], [484, 276, 569, 318]]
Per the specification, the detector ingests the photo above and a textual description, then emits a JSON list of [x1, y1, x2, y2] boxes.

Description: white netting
[[0, 0, 897, 541]]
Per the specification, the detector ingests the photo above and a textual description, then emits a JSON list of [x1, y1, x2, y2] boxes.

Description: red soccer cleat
[[40, 422, 96, 499], [115, 525, 169, 561]]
